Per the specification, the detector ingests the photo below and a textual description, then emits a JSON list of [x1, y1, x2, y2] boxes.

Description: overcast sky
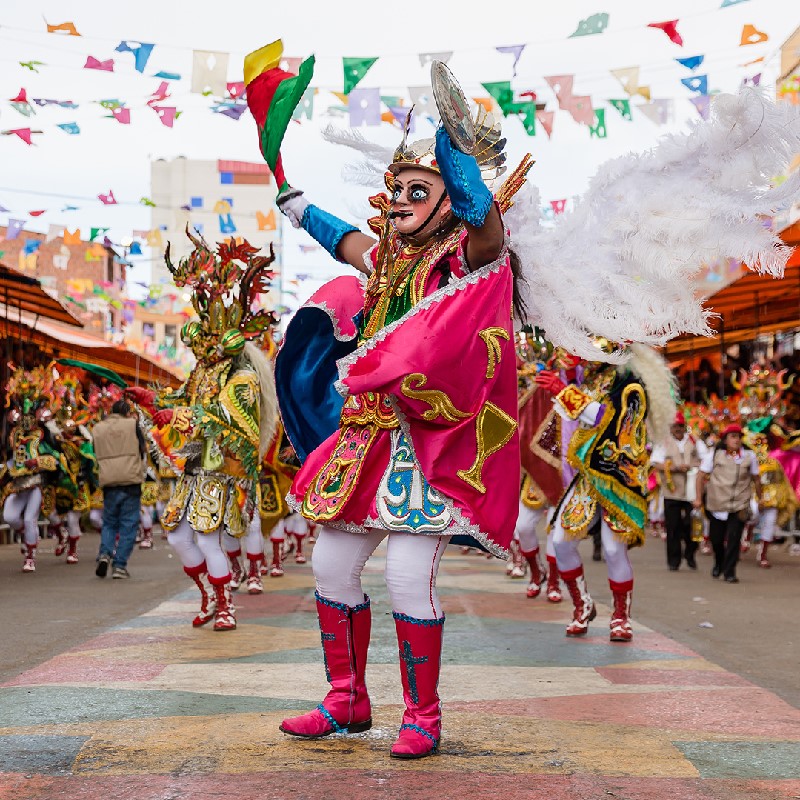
[[0, 0, 797, 308]]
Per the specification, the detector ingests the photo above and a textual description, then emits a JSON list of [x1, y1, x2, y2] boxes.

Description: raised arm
[[277, 188, 376, 275]]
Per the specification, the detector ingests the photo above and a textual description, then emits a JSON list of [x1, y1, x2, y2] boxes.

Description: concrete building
[[149, 157, 281, 299]]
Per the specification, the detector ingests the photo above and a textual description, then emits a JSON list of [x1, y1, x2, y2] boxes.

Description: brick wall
[[0, 226, 126, 335]]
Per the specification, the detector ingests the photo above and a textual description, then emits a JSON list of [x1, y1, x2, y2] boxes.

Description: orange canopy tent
[[665, 224, 800, 362], [0, 262, 82, 327]]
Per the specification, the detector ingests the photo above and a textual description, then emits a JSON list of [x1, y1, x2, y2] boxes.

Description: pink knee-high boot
[[280, 593, 372, 738], [390, 612, 445, 760]]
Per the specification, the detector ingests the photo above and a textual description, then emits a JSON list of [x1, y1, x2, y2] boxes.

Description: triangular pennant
[[496, 45, 526, 77], [292, 87, 315, 121], [348, 87, 381, 126], [608, 99, 632, 120], [569, 12, 609, 37], [647, 20, 683, 46], [342, 57, 378, 95], [482, 81, 515, 114], [98, 190, 117, 205], [544, 75, 574, 103], [152, 106, 177, 127], [408, 86, 437, 119], [690, 95, 711, 120], [90, 227, 109, 242], [550, 199, 567, 215], [63, 229, 81, 245], [566, 95, 594, 126], [589, 108, 607, 138], [256, 209, 277, 231], [57, 122, 80, 134], [46, 21, 80, 35], [418, 51, 452, 67], [46, 224, 63, 243], [5, 219, 26, 240], [680, 75, 708, 94], [740, 24, 768, 46], [115, 41, 155, 73], [506, 101, 537, 135], [111, 107, 131, 124], [84, 56, 115, 71], [191, 50, 230, 95], [4, 128, 35, 145], [721, 0, 749, 6], [637, 98, 673, 125], [610, 67, 640, 95], [676, 55, 704, 71], [535, 109, 555, 139]]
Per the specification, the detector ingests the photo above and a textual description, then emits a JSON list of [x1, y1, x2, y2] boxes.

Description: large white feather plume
[[322, 124, 394, 187], [507, 88, 800, 363]]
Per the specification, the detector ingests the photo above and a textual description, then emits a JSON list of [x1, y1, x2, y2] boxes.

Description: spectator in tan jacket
[[92, 400, 146, 579]]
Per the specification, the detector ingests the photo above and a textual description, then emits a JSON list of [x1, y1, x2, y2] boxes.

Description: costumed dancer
[[128, 233, 278, 631], [139, 456, 159, 550], [258, 424, 301, 579], [2, 366, 61, 572], [249, 45, 522, 758], [515, 339, 572, 602], [51, 369, 98, 565], [537, 345, 677, 641]]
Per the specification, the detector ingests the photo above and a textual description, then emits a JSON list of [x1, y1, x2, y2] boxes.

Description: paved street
[[1, 534, 799, 799]]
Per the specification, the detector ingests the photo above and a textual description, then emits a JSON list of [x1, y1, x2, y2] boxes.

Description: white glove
[[276, 188, 309, 230]]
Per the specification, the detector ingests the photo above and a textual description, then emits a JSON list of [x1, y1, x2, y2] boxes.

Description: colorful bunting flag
[[46, 224, 63, 243], [408, 87, 437, 120], [6, 219, 25, 240], [565, 95, 594, 125], [292, 88, 315, 121], [482, 81, 515, 113], [535, 109, 555, 139], [19, 61, 44, 72], [146, 229, 163, 248], [84, 56, 115, 72], [589, 109, 608, 138], [129, 242, 143, 256], [98, 190, 117, 205], [740, 24, 768, 46], [63, 229, 82, 245], [690, 95, 712, 120], [23, 239, 42, 255], [3, 128, 36, 145], [149, 82, 171, 103], [569, 13, 609, 37], [90, 227, 109, 242], [191, 50, 230, 95], [681, 75, 708, 94], [343, 57, 378, 95], [418, 52, 452, 67], [219, 213, 237, 234], [637, 99, 673, 125], [647, 20, 683, 46], [550, 200, 567, 215], [496, 45, 526, 77], [544, 75, 574, 105], [256, 210, 277, 231], [608, 99, 632, 120], [115, 41, 155, 73], [154, 71, 181, 80], [721, 0, 749, 6], [152, 106, 178, 127], [57, 122, 80, 134], [227, 81, 246, 99], [111, 107, 131, 124], [140, 197, 156, 207], [28, 210, 46, 217], [46, 21, 80, 35], [348, 87, 381, 126], [676, 55, 704, 70]]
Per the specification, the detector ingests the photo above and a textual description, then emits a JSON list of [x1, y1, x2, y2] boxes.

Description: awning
[[0, 261, 83, 327], [665, 232, 800, 360], [1, 312, 183, 387]]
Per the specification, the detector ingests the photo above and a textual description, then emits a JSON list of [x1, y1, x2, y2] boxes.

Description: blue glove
[[434, 126, 493, 227]]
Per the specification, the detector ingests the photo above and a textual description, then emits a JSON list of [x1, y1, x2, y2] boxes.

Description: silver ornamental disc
[[431, 61, 476, 155]]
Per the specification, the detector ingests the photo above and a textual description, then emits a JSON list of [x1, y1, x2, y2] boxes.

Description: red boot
[[546, 555, 563, 603], [139, 527, 153, 550], [609, 579, 634, 642], [280, 593, 372, 738], [66, 536, 80, 564], [757, 541, 771, 568], [562, 566, 596, 637], [184, 562, 217, 627], [22, 544, 37, 573], [521, 548, 544, 598], [210, 576, 236, 631], [269, 539, 284, 577], [294, 534, 307, 564], [51, 522, 68, 557], [246, 554, 264, 594], [227, 549, 244, 591], [390, 612, 444, 759]]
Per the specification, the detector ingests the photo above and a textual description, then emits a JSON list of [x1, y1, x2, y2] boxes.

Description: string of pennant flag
[[0, 7, 782, 150]]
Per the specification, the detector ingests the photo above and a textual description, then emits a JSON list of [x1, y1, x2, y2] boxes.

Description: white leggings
[[759, 507, 778, 543], [312, 525, 450, 620], [141, 506, 154, 531], [89, 509, 103, 531], [222, 519, 264, 559], [66, 510, 82, 539], [3, 487, 42, 546], [167, 517, 230, 579], [514, 501, 556, 558], [551, 485, 633, 584]]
